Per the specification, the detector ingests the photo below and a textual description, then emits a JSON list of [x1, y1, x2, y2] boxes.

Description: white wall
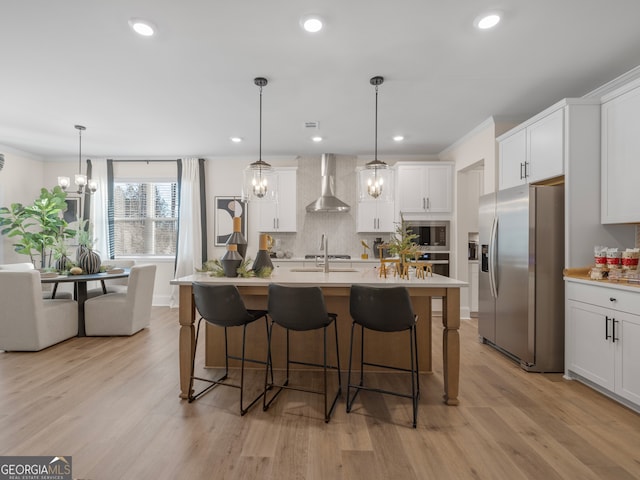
[[0, 145, 46, 264], [438, 117, 519, 318]]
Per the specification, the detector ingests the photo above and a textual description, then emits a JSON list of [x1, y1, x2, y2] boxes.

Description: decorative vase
[[221, 244, 242, 277], [226, 217, 248, 259], [252, 234, 274, 275], [78, 249, 101, 274], [55, 254, 72, 272]]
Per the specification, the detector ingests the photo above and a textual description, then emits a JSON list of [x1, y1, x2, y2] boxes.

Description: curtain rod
[[107, 159, 182, 163]]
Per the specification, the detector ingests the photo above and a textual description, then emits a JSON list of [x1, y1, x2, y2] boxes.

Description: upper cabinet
[[256, 167, 297, 232], [356, 167, 395, 232], [601, 80, 640, 224], [396, 163, 453, 215], [498, 107, 564, 190]]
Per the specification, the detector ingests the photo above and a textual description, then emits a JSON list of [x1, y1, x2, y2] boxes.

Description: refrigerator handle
[[489, 216, 498, 298]]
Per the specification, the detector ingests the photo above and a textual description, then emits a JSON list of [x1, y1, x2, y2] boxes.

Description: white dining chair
[[0, 262, 73, 299], [0, 270, 78, 351], [86, 259, 136, 298], [83, 264, 156, 336]]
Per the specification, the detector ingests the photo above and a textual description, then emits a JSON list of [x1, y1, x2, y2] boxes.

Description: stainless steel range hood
[[305, 154, 351, 213]]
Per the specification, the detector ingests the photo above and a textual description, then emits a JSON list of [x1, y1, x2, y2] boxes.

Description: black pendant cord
[[374, 83, 378, 163], [259, 84, 263, 174]]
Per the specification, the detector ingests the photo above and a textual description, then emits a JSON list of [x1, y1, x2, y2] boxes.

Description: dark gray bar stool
[[347, 284, 419, 428], [263, 284, 342, 423], [189, 283, 272, 415]]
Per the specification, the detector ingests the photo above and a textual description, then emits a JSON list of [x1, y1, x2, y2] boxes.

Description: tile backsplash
[[268, 155, 394, 259]]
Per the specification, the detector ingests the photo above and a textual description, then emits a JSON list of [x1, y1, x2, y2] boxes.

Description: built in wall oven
[[406, 221, 450, 277]]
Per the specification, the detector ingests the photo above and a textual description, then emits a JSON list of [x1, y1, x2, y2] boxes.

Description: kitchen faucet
[[318, 233, 329, 273]]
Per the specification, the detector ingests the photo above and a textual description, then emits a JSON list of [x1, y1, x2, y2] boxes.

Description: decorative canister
[[78, 249, 102, 274], [226, 216, 248, 259], [221, 244, 242, 277], [252, 233, 274, 275]]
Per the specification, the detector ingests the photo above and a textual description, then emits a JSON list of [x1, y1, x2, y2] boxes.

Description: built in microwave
[[406, 221, 450, 250]]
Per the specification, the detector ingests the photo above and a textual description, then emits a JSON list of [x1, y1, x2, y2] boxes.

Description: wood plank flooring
[[1, 307, 639, 479]]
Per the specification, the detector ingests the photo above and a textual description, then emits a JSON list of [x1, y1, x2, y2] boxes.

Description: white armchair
[[0, 270, 78, 351], [87, 259, 136, 298], [84, 264, 156, 336], [0, 262, 73, 299]]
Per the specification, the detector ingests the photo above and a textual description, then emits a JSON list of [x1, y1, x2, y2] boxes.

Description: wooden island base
[[174, 270, 463, 406]]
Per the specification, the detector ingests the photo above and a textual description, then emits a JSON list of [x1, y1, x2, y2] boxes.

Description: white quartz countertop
[[172, 266, 467, 288]]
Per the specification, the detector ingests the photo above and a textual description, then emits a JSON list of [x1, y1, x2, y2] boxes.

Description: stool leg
[[410, 325, 417, 428]]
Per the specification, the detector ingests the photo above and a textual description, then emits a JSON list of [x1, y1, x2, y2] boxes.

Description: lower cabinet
[[566, 280, 640, 408]]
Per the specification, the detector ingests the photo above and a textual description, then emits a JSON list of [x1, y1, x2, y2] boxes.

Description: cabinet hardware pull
[[605, 316, 611, 340], [520, 163, 524, 179], [427, 198, 431, 210], [612, 318, 619, 343], [422, 198, 426, 210], [524, 161, 529, 178], [609, 297, 616, 302]]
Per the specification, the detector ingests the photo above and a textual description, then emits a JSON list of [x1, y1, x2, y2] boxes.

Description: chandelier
[[58, 125, 97, 195]]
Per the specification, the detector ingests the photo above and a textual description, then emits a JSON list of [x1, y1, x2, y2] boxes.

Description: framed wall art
[[63, 194, 82, 227], [215, 197, 247, 246]]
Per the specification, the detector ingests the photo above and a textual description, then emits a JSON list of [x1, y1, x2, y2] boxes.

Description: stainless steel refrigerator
[[478, 184, 565, 372]]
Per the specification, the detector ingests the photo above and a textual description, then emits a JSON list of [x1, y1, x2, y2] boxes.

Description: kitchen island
[[171, 266, 467, 405]]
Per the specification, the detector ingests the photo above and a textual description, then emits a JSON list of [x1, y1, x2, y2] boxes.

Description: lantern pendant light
[[364, 76, 392, 200], [243, 77, 274, 201]]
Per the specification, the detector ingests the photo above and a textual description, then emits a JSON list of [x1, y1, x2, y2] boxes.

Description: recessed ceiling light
[[300, 15, 323, 33], [230, 137, 243, 143], [129, 18, 156, 36], [312, 136, 323, 142], [474, 12, 501, 30], [393, 135, 405, 142]]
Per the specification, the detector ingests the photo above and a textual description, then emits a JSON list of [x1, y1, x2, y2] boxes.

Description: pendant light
[[58, 125, 97, 195], [363, 76, 392, 200], [243, 77, 274, 201]]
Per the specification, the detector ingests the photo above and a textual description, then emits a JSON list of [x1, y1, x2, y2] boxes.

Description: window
[[113, 181, 179, 256]]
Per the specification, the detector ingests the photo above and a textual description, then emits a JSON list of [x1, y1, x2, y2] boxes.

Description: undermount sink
[[289, 267, 358, 273]]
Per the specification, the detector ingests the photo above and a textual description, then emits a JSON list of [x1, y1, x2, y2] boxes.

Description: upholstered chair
[[0, 270, 78, 351], [83, 264, 156, 336]]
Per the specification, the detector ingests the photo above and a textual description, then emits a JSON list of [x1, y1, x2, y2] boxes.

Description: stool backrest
[[193, 283, 254, 327], [268, 284, 331, 331], [350, 284, 416, 332]]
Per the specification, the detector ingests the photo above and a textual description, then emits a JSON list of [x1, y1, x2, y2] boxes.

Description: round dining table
[[41, 269, 130, 336]]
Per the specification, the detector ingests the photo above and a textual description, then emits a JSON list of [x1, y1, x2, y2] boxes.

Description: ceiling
[[2, 0, 640, 161]]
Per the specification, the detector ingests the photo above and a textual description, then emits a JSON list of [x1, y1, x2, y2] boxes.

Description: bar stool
[[347, 284, 420, 428], [263, 284, 342, 423], [189, 283, 272, 416]]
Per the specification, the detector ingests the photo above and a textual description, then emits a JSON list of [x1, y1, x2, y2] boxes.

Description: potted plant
[[387, 215, 419, 259], [75, 219, 101, 274], [0, 186, 76, 269], [52, 237, 74, 272]]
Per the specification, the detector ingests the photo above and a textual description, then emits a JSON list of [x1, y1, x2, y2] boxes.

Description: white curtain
[[170, 157, 203, 308], [90, 159, 109, 258]]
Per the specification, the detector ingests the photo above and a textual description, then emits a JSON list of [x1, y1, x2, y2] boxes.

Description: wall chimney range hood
[[305, 154, 350, 213]]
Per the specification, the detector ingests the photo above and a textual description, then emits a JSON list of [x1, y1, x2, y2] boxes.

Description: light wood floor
[[1, 307, 639, 480]]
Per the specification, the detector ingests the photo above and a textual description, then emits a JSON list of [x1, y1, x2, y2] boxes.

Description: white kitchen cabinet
[[356, 167, 395, 232], [601, 81, 640, 223], [356, 200, 395, 232], [566, 280, 640, 408], [396, 163, 453, 214], [498, 129, 527, 190], [256, 168, 297, 232], [498, 107, 564, 190]]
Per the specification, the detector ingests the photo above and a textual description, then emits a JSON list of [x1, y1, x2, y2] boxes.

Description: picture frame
[[63, 194, 82, 227], [215, 197, 247, 246]]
